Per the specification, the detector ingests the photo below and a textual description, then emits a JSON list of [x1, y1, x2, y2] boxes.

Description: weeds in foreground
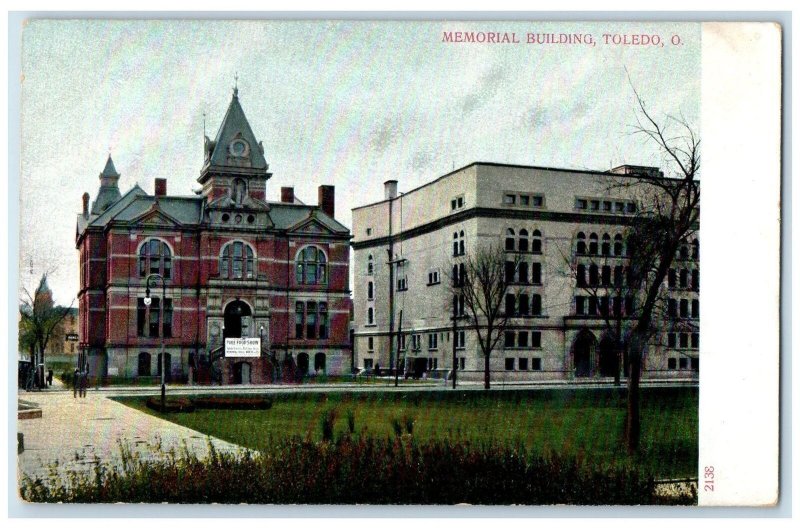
[[19, 436, 696, 505]]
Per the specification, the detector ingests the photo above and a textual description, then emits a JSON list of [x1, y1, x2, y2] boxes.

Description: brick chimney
[[281, 187, 295, 203], [318, 185, 335, 218], [82, 192, 90, 217], [154, 178, 167, 197]]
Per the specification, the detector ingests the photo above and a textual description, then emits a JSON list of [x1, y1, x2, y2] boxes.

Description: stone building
[[351, 162, 699, 382], [76, 89, 351, 384]]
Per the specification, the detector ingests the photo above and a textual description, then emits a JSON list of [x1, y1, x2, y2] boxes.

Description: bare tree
[[618, 86, 700, 454], [450, 243, 521, 389], [19, 274, 74, 388]]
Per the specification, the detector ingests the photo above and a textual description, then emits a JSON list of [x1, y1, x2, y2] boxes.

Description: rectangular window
[[319, 303, 328, 339], [532, 195, 543, 207], [679, 357, 688, 369], [503, 194, 516, 205], [148, 298, 160, 338], [691, 332, 699, 349], [505, 261, 516, 282], [504, 331, 515, 348], [627, 202, 637, 213], [680, 332, 689, 348], [434, 358, 438, 370], [668, 269, 676, 288], [428, 333, 438, 350], [307, 302, 317, 339], [505, 294, 515, 316], [456, 330, 465, 349], [692, 299, 699, 319], [668, 358, 677, 370], [457, 196, 464, 208], [295, 302, 304, 338], [459, 357, 465, 370], [603, 201, 612, 211], [575, 198, 587, 210], [520, 195, 530, 206], [668, 298, 677, 318], [588, 296, 598, 316], [163, 299, 173, 338], [518, 294, 529, 316], [518, 262, 528, 284], [412, 334, 421, 350], [680, 269, 688, 288], [398, 334, 406, 350], [590, 200, 600, 211], [691, 357, 699, 371], [518, 331, 528, 348], [505, 358, 515, 371], [364, 358, 373, 369], [518, 358, 529, 370], [532, 357, 542, 371], [139, 256, 147, 277], [531, 263, 541, 284], [368, 337, 374, 351], [680, 299, 689, 318], [366, 228, 372, 235], [163, 256, 172, 279], [615, 202, 625, 213], [575, 296, 585, 315], [668, 332, 676, 348], [625, 296, 635, 315], [397, 277, 408, 291], [451, 199, 457, 210], [531, 331, 541, 348], [692, 269, 700, 291], [137, 298, 146, 337]]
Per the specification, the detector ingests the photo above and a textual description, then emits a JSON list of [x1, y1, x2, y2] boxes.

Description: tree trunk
[[484, 354, 490, 390], [624, 347, 642, 454]]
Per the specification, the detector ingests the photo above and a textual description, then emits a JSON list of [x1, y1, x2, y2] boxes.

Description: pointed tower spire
[[91, 154, 122, 214]]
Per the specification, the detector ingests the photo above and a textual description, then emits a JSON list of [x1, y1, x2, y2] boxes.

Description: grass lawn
[[114, 386, 697, 479]]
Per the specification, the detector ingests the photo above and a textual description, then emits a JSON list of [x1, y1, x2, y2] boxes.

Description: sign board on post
[[225, 337, 261, 358]]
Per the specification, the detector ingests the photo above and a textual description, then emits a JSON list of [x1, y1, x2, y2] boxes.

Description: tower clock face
[[230, 139, 249, 157]]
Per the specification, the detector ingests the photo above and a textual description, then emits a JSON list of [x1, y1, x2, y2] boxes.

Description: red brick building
[[76, 89, 352, 384]]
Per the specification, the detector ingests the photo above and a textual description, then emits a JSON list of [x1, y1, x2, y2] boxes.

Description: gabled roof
[[269, 203, 349, 234], [205, 89, 268, 171]]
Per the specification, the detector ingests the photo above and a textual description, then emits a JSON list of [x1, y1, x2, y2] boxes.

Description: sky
[[18, 19, 700, 304]]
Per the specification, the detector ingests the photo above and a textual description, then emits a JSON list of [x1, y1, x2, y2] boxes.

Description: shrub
[[346, 409, 355, 434], [403, 414, 415, 435], [146, 397, 194, 413], [390, 417, 403, 437], [191, 396, 272, 410]]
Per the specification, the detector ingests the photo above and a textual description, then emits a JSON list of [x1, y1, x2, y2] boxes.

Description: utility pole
[[395, 310, 403, 387], [452, 315, 457, 389]]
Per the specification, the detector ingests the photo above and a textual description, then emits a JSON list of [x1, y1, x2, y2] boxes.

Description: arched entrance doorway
[[234, 362, 252, 384], [598, 337, 618, 377], [573, 331, 595, 377], [224, 300, 253, 339], [297, 353, 309, 377]]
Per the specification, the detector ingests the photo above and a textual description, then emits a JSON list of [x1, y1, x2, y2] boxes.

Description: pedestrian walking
[[73, 368, 79, 398], [46, 369, 53, 386], [79, 370, 88, 398]]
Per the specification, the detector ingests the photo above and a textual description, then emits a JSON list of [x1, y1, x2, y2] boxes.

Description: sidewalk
[[17, 389, 242, 484]]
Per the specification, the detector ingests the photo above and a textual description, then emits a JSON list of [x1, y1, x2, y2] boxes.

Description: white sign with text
[[224, 337, 261, 358]]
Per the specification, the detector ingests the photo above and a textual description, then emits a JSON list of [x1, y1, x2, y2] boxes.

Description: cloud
[[369, 115, 403, 153], [461, 62, 507, 114]]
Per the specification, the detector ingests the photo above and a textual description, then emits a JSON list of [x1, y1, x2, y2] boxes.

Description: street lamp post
[[144, 273, 166, 412]]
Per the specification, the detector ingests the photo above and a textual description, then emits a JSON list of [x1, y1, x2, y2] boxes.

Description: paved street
[[17, 383, 242, 484]]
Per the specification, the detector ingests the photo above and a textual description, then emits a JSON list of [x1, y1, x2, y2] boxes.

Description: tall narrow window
[[668, 269, 677, 288], [692, 269, 699, 291], [518, 294, 529, 315], [367, 254, 374, 275], [367, 281, 374, 300], [295, 302, 304, 338], [614, 265, 623, 287], [532, 230, 542, 254], [518, 262, 529, 284], [680, 299, 689, 318], [163, 299, 173, 338], [575, 296, 585, 315], [577, 264, 586, 287], [680, 269, 688, 288], [505, 261, 516, 283], [531, 294, 542, 316], [601, 265, 611, 286], [148, 298, 160, 338], [692, 299, 699, 319], [319, 303, 328, 339], [601, 234, 611, 256], [589, 233, 599, 255], [518, 229, 529, 252], [459, 231, 465, 255], [306, 302, 317, 339], [692, 239, 699, 260], [614, 234, 623, 256], [576, 232, 586, 255], [531, 263, 542, 284], [506, 228, 516, 251], [137, 298, 147, 336], [459, 263, 465, 287], [367, 307, 374, 325], [453, 232, 459, 256], [589, 264, 599, 286], [505, 294, 515, 316]]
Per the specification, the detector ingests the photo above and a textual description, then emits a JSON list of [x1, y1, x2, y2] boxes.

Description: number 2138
[[704, 466, 715, 492]]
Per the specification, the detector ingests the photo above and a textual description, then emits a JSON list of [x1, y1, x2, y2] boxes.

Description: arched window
[[453, 232, 459, 256], [367, 254, 374, 275], [589, 233, 599, 255], [296, 246, 327, 285], [601, 234, 611, 256], [221, 241, 255, 279], [139, 239, 172, 279], [532, 230, 542, 254], [505, 229, 515, 251], [692, 239, 699, 260], [137, 352, 151, 377], [518, 229, 529, 252], [531, 294, 542, 316], [614, 234, 623, 256], [576, 232, 586, 255], [367, 307, 374, 325], [459, 230, 465, 255], [314, 352, 327, 373]]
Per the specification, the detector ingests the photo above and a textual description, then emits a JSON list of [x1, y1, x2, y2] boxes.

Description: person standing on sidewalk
[[79, 369, 88, 398], [73, 368, 79, 398]]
